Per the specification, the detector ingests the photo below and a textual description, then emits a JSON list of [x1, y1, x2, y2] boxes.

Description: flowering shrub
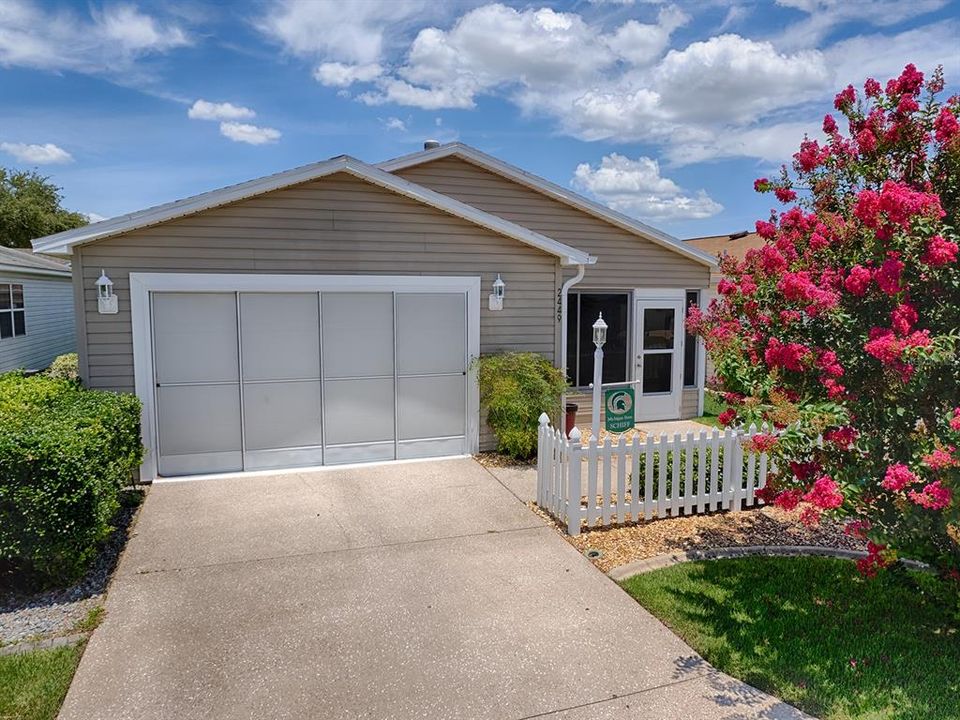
[[691, 64, 960, 577]]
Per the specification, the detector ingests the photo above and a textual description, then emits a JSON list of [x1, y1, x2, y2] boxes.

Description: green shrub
[[46, 352, 79, 382], [0, 373, 143, 586], [476, 352, 567, 459]]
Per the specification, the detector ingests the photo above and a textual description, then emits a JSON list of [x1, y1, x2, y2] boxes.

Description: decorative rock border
[[607, 544, 928, 581], [0, 632, 87, 657]]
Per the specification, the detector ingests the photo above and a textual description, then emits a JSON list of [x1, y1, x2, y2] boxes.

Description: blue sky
[[1, 0, 958, 240]]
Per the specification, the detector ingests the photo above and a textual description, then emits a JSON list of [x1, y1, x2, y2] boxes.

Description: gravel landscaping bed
[[531, 503, 865, 573], [0, 489, 145, 647]]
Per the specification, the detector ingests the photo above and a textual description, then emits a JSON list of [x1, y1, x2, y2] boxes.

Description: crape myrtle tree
[[689, 64, 960, 578]]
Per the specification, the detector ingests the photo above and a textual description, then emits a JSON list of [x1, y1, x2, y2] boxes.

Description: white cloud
[[257, 0, 427, 65], [314, 62, 382, 87], [653, 35, 828, 124], [0, 141, 72, 164], [256, 1, 959, 168], [664, 121, 818, 166], [383, 116, 407, 131], [572, 154, 723, 221], [823, 20, 960, 88], [218, 122, 281, 145], [187, 100, 256, 121], [605, 6, 690, 66], [775, 0, 948, 49], [362, 4, 627, 109], [0, 0, 189, 75]]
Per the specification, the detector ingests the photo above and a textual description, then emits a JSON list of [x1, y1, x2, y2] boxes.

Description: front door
[[633, 295, 685, 421]]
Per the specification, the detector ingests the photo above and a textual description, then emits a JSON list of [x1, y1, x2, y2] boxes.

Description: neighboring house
[[33, 142, 716, 480], [0, 246, 75, 373], [684, 230, 764, 384]]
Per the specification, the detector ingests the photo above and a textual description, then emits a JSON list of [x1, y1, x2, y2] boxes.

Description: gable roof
[[32, 156, 595, 266], [378, 143, 717, 269], [0, 245, 71, 277], [685, 231, 764, 262]]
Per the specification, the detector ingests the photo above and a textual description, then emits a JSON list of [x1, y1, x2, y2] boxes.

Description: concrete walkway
[[59, 458, 809, 720]]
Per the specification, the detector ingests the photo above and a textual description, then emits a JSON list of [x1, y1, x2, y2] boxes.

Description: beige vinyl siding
[[681, 388, 699, 419], [75, 173, 560, 450], [394, 157, 711, 290], [0, 272, 75, 373]]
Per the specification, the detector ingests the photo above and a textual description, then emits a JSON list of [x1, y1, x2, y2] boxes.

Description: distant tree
[[0, 168, 87, 249]]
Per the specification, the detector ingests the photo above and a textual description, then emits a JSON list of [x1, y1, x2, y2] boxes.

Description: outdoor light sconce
[[96, 269, 118, 315], [489, 273, 505, 311]]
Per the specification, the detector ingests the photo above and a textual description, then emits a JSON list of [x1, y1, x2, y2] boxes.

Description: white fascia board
[[31, 156, 593, 266], [378, 143, 718, 269]]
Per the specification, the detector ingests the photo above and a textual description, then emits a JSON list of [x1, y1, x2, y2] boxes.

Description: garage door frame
[[130, 273, 481, 481]]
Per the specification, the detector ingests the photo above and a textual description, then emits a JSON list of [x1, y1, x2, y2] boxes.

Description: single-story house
[[32, 142, 716, 480], [0, 245, 75, 373]]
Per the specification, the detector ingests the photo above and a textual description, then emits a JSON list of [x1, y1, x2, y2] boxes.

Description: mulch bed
[[530, 502, 865, 573], [0, 488, 146, 647]]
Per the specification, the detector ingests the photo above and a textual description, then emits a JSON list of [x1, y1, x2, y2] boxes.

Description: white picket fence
[[536, 417, 773, 536]]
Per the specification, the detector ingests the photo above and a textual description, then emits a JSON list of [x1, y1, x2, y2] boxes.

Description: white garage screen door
[[150, 287, 470, 476]]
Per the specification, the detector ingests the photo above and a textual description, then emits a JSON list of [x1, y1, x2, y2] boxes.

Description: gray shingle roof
[[0, 245, 71, 274]]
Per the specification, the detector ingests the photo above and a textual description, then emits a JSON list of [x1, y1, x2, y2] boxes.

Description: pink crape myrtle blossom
[[909, 481, 953, 510], [692, 64, 960, 578], [882, 463, 919, 491]]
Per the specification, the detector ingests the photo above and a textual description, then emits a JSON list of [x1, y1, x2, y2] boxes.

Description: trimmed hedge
[[476, 352, 567, 459], [0, 373, 143, 585]]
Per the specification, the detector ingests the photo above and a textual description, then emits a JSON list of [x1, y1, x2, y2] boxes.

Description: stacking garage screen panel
[[140, 275, 478, 478]]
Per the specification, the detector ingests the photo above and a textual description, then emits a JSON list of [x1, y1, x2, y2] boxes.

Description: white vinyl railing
[[536, 417, 773, 536]]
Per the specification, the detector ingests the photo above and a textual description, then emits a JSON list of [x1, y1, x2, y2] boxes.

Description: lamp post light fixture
[[489, 273, 505, 311], [592, 312, 607, 348], [591, 312, 607, 439], [96, 269, 118, 315]]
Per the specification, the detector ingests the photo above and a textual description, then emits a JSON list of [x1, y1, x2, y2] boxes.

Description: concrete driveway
[[59, 458, 809, 720]]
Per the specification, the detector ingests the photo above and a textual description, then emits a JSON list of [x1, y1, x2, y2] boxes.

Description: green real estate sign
[[604, 387, 635, 433]]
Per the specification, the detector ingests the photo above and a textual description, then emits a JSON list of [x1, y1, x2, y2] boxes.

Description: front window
[[566, 292, 629, 388], [683, 290, 699, 387], [0, 283, 26, 339]]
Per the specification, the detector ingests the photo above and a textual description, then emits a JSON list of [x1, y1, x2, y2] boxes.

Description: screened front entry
[[141, 276, 478, 477], [633, 295, 685, 420]]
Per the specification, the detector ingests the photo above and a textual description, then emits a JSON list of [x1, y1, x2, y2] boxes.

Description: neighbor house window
[[683, 290, 699, 387], [566, 292, 629, 388], [0, 284, 26, 339]]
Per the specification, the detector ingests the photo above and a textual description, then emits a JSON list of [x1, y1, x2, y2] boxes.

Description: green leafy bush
[[476, 352, 567, 459], [0, 373, 143, 586], [46, 352, 79, 382]]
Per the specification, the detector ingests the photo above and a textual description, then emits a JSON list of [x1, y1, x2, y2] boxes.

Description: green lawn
[[621, 557, 960, 720], [0, 642, 84, 720], [693, 390, 727, 427]]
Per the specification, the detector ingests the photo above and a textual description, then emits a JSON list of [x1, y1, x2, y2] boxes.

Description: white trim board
[[32, 156, 593, 267], [130, 273, 482, 481], [378, 143, 718, 269]]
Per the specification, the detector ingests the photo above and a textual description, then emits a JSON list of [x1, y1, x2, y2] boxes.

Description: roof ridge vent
[[423, 139, 441, 150]]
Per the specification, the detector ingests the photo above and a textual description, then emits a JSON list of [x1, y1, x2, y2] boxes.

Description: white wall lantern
[[96, 269, 118, 315], [488, 273, 505, 311]]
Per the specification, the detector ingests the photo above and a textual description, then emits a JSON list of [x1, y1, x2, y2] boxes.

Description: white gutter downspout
[[559, 263, 587, 430]]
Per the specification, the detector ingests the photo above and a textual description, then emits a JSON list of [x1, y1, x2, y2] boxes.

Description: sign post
[[604, 387, 635, 433]]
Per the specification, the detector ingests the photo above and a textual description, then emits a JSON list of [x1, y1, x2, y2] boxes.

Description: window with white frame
[[683, 290, 699, 387], [0, 283, 26, 339]]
